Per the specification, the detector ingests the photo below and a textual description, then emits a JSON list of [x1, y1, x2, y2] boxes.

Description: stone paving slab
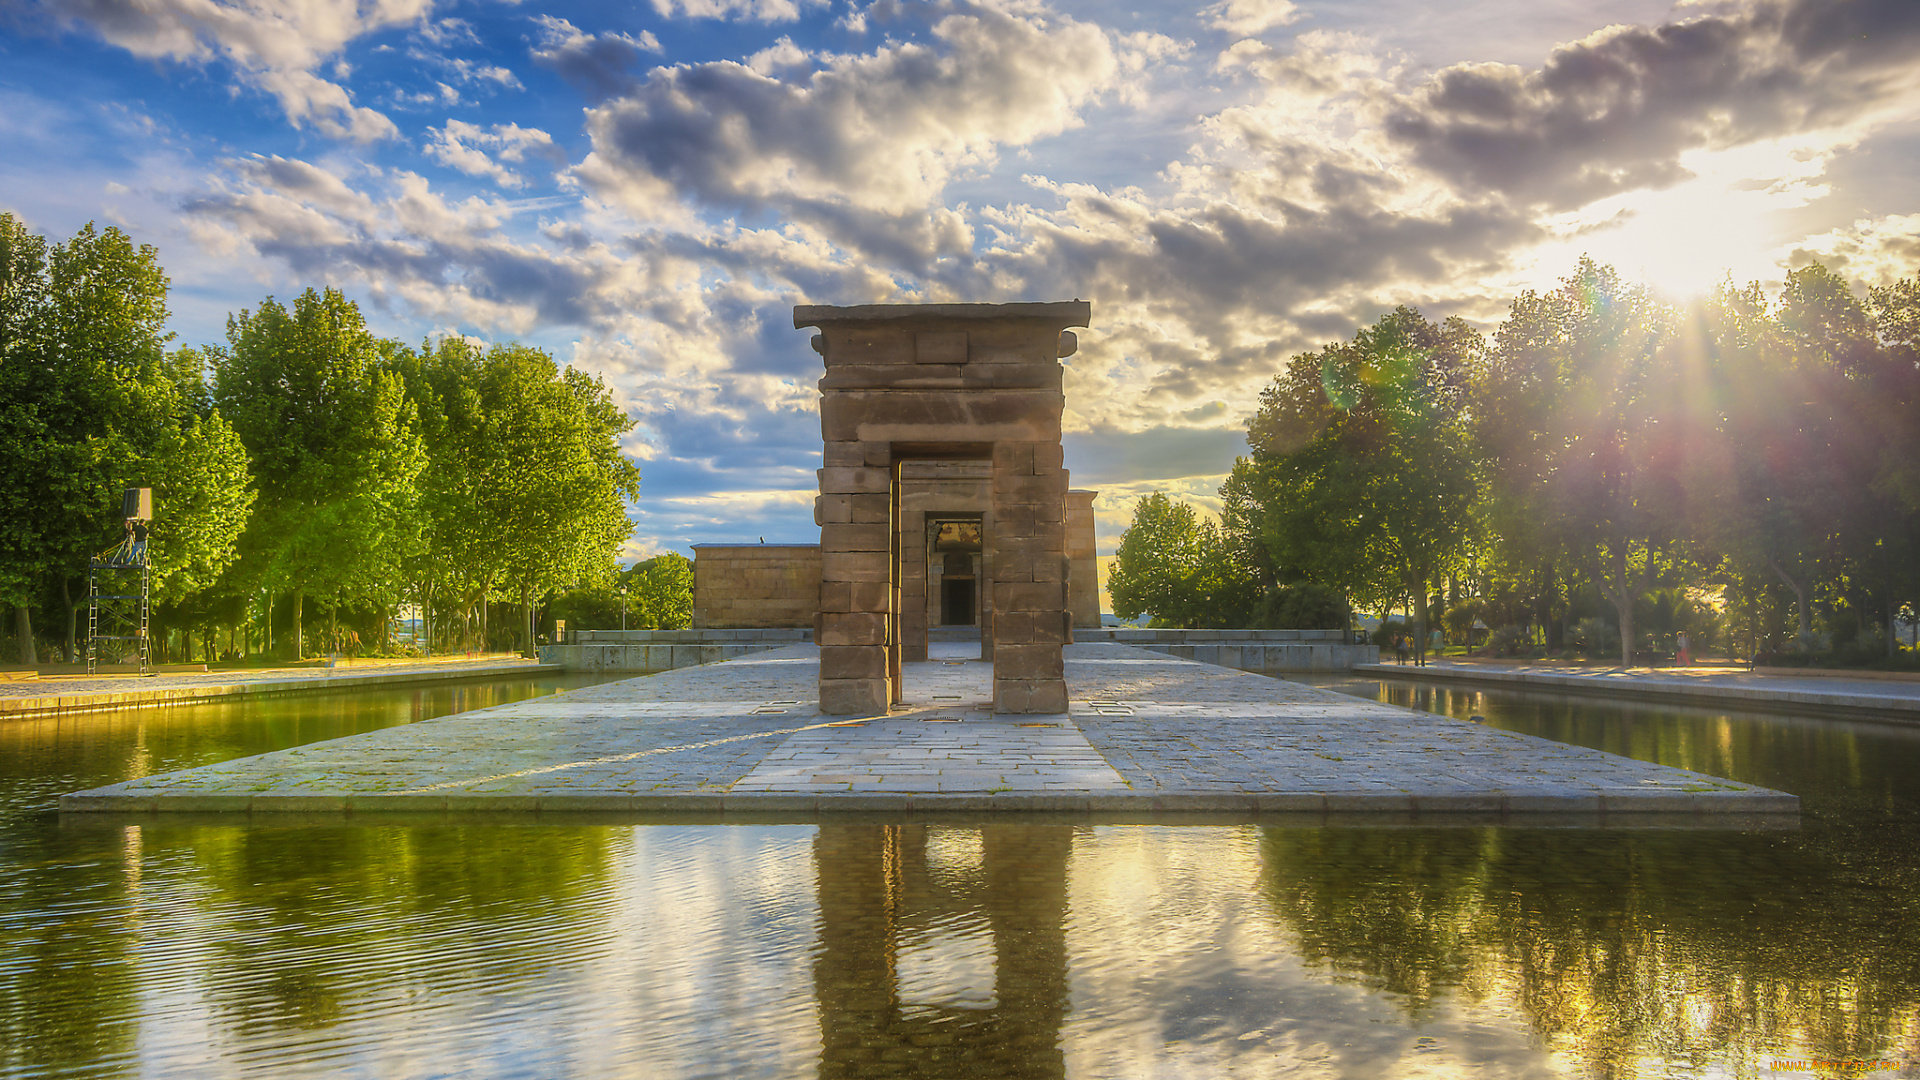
[[59, 642, 1798, 820], [1354, 660, 1920, 720]]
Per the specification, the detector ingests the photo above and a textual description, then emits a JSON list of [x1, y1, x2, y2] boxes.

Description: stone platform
[[59, 642, 1798, 821]]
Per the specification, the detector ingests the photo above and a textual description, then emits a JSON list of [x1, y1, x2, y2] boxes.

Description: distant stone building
[[690, 544, 823, 629]]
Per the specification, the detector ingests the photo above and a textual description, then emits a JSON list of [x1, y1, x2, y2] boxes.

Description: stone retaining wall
[[546, 628, 813, 672], [1074, 628, 1377, 672]]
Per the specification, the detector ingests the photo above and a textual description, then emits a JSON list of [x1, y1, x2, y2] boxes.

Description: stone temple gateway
[[797, 301, 1093, 715]]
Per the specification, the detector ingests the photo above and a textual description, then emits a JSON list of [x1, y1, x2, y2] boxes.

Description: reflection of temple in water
[[812, 825, 1070, 1079]]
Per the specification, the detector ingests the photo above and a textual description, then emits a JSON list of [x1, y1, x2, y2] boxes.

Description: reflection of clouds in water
[[1061, 825, 1558, 1079], [606, 825, 824, 1077], [895, 913, 998, 1016], [895, 821, 997, 1015], [18, 813, 1911, 1076]]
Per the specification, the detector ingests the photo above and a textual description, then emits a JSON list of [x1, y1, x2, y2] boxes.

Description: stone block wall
[[799, 301, 1091, 714], [544, 628, 812, 671], [691, 545, 822, 629], [1065, 490, 1099, 630]]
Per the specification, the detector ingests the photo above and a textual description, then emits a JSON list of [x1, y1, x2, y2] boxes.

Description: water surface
[[2, 672, 1916, 1078]]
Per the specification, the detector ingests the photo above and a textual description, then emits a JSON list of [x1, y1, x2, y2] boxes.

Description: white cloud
[[529, 15, 662, 100], [415, 16, 477, 46], [182, 155, 618, 333], [123, 0, 1920, 555], [47, 0, 431, 140], [1780, 212, 1920, 289], [649, 0, 826, 23], [1381, 0, 1920, 209], [747, 36, 810, 75], [425, 121, 564, 188], [407, 47, 528, 94], [573, 3, 1121, 265], [1204, 0, 1302, 38]]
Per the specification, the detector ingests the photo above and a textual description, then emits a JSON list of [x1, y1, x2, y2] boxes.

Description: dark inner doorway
[[942, 578, 976, 626]]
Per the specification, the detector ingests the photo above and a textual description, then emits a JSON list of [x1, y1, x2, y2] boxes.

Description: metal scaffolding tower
[[87, 488, 153, 676]]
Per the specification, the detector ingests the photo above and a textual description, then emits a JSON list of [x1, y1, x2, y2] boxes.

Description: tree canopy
[[1114, 257, 1920, 667], [0, 215, 253, 662], [399, 336, 640, 651], [2, 218, 646, 664]]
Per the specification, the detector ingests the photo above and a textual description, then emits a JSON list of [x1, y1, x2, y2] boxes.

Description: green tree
[[0, 216, 252, 662], [212, 288, 424, 659], [1866, 272, 1920, 655], [1241, 306, 1481, 656], [626, 553, 692, 630], [398, 338, 639, 652], [1477, 260, 1702, 665], [1691, 278, 1835, 648], [1686, 264, 1918, 659], [1107, 492, 1255, 627]]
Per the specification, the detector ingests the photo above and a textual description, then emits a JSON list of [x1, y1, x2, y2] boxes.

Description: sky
[[3, 0, 1918, 565]]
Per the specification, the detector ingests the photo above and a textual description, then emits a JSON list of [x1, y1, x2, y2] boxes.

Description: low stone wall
[[545, 628, 812, 672], [1075, 628, 1377, 673], [545, 627, 1376, 675]]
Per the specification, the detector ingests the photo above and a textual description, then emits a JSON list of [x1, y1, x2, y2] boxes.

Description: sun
[[1527, 140, 1832, 299]]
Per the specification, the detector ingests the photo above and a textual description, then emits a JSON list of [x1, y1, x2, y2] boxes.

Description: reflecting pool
[[2, 674, 1916, 1078]]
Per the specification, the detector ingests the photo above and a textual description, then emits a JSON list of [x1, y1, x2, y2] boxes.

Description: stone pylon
[[798, 301, 1090, 715]]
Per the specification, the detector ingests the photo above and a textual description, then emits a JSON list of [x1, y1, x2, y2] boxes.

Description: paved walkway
[[61, 642, 1796, 820], [3, 657, 561, 717], [1355, 659, 1920, 719]]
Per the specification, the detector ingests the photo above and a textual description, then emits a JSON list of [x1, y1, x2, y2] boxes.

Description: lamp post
[[620, 584, 628, 634]]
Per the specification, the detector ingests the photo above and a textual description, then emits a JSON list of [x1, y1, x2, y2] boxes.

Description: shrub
[[1486, 624, 1530, 657], [1256, 583, 1347, 630], [1568, 617, 1620, 657], [1443, 599, 1487, 645]]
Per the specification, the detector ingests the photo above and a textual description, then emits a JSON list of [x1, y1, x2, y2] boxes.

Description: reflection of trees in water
[[1259, 826, 1920, 1076], [1372, 682, 1920, 816], [177, 824, 616, 1039], [812, 824, 1071, 1080], [0, 823, 143, 1076]]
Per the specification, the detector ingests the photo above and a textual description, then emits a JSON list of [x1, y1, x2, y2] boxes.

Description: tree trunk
[[1540, 561, 1562, 653], [1886, 547, 1899, 660], [1412, 582, 1430, 667], [15, 604, 36, 665], [1764, 553, 1813, 645], [1603, 547, 1635, 668], [60, 576, 77, 664], [1889, 591, 1899, 660], [292, 590, 304, 660]]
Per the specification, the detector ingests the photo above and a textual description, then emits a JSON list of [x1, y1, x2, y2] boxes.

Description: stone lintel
[[795, 301, 1091, 328]]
